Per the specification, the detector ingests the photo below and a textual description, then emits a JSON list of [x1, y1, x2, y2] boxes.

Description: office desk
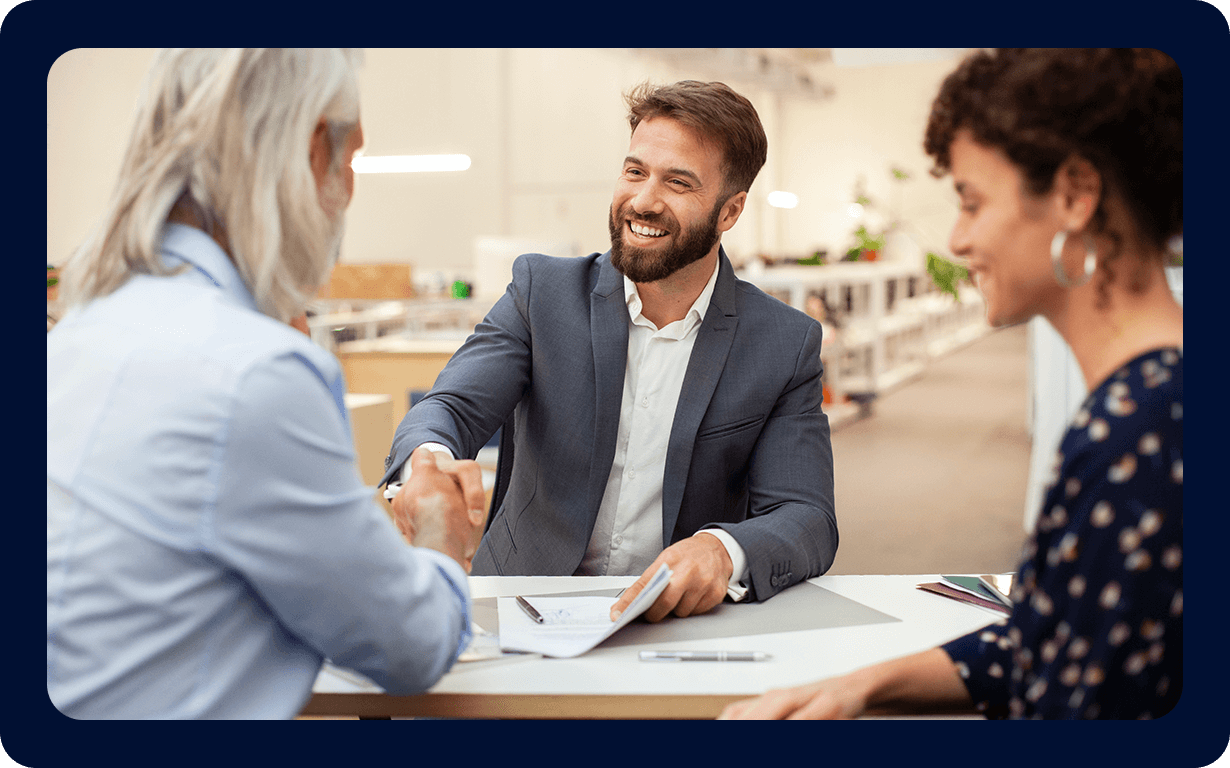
[[301, 574, 1003, 719]]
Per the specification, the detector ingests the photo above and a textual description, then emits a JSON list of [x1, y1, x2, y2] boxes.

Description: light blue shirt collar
[[158, 222, 260, 313]]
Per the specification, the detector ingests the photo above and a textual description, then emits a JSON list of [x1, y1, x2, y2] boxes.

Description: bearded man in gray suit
[[381, 80, 837, 622]]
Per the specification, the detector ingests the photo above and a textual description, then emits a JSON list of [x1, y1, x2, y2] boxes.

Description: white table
[[302, 574, 1004, 719]]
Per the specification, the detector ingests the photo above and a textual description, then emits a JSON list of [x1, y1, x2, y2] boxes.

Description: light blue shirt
[[47, 224, 471, 719]]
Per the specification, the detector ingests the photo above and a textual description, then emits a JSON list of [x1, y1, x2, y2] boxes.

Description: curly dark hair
[[625, 80, 768, 201], [924, 49, 1182, 294]]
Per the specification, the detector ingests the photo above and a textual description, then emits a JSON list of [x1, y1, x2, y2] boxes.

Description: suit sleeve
[[380, 256, 536, 487], [705, 320, 837, 600]]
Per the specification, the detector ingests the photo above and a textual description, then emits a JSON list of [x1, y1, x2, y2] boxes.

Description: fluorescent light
[[351, 154, 471, 174], [767, 191, 799, 209]]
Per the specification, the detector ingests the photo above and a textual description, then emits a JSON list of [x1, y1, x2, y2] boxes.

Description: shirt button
[[641, 397, 649, 407], [613, 534, 623, 546], [628, 469, 636, 479]]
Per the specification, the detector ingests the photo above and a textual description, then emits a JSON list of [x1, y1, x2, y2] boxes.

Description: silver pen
[[639, 651, 770, 662], [515, 595, 544, 624]]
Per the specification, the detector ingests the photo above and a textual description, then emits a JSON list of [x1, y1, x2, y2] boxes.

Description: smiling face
[[608, 117, 744, 284], [947, 130, 1069, 328]]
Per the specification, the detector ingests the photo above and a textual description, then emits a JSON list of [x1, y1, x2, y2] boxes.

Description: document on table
[[456, 622, 539, 665], [497, 563, 673, 658]]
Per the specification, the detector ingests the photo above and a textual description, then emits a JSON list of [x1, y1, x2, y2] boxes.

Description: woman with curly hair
[[720, 48, 1182, 720]]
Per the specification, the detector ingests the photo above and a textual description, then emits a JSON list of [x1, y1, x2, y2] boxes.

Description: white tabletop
[[305, 574, 1003, 718]]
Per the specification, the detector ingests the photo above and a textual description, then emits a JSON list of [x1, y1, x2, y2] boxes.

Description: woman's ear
[[1053, 155, 1103, 232]]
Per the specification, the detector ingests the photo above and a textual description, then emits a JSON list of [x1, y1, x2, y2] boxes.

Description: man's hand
[[717, 677, 868, 720], [390, 447, 488, 571], [609, 533, 733, 623]]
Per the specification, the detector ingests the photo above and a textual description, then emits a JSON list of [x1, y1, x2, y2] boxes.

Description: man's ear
[[717, 190, 748, 234], [309, 118, 331, 190], [1053, 155, 1102, 232]]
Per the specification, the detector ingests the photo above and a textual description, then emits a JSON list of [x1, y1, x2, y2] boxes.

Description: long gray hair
[[60, 48, 363, 321]]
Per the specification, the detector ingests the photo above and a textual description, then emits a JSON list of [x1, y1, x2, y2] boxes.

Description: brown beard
[[608, 199, 722, 283]]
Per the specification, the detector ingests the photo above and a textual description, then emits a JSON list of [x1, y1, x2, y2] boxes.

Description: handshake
[[388, 447, 488, 572]]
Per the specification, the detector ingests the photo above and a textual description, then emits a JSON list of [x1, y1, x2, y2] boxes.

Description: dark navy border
[[9, 1, 1226, 765]]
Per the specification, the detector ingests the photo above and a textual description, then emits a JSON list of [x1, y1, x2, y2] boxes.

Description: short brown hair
[[625, 80, 768, 199], [924, 48, 1182, 260]]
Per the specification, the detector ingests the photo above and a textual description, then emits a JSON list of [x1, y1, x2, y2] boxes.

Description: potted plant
[[843, 225, 886, 262]]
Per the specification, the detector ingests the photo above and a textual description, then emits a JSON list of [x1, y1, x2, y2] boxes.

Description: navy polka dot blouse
[[942, 348, 1182, 719]]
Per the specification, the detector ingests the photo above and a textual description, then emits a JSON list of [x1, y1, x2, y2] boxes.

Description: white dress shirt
[[398, 259, 749, 600]]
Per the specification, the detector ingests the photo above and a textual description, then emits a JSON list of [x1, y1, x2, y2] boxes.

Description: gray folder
[[473, 581, 899, 648]]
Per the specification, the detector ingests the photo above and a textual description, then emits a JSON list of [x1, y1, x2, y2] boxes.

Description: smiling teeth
[[630, 222, 666, 237]]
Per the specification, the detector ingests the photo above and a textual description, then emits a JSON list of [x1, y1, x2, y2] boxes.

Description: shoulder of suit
[[514, 251, 605, 271], [732, 277, 822, 329], [513, 251, 612, 293]]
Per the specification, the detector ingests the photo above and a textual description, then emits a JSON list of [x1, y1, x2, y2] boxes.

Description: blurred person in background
[[47, 48, 486, 719], [721, 48, 1182, 720]]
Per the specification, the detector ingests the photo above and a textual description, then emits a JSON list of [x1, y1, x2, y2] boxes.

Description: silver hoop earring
[[1051, 230, 1097, 288]]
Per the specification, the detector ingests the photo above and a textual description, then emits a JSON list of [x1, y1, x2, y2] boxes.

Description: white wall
[[46, 48, 963, 285], [776, 58, 960, 265], [47, 48, 155, 268]]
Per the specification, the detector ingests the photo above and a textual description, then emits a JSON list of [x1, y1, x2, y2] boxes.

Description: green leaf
[[926, 252, 968, 301]]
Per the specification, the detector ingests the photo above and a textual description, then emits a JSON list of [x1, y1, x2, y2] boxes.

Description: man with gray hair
[[47, 49, 486, 719]]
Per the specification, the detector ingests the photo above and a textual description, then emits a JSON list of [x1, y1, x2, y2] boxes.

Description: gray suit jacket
[[380, 248, 837, 601]]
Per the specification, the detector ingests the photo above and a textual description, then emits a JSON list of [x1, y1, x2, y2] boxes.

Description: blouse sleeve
[[942, 621, 1015, 718], [943, 353, 1182, 719]]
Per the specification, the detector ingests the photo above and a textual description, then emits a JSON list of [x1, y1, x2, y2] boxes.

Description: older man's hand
[[390, 447, 487, 571]]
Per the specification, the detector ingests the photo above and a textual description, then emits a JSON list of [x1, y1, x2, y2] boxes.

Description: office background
[[46, 48, 1077, 579], [48, 49, 967, 284], [16, 13, 1210, 743]]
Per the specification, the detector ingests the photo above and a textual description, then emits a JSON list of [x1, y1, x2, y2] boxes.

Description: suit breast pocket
[[695, 414, 764, 442]]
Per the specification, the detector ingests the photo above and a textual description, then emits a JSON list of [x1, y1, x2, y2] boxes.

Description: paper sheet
[[456, 622, 539, 665], [497, 563, 672, 658]]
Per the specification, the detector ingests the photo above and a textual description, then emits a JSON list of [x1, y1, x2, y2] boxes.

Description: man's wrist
[[385, 443, 455, 500], [694, 530, 734, 579], [695, 530, 745, 577], [694, 529, 749, 601]]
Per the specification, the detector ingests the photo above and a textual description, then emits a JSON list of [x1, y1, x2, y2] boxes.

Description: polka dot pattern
[[942, 348, 1182, 719]]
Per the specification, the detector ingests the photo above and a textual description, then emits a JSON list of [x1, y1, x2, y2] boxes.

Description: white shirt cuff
[[383, 443, 455, 500], [695, 528, 750, 602]]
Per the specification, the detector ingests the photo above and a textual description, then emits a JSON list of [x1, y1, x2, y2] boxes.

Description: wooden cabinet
[[337, 338, 463, 428]]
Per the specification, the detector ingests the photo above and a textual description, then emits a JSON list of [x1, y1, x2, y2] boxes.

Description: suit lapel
[[661, 251, 739, 546], [588, 253, 629, 519]]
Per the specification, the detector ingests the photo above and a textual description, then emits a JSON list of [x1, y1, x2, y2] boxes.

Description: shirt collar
[[623, 256, 720, 335], [158, 223, 260, 313]]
